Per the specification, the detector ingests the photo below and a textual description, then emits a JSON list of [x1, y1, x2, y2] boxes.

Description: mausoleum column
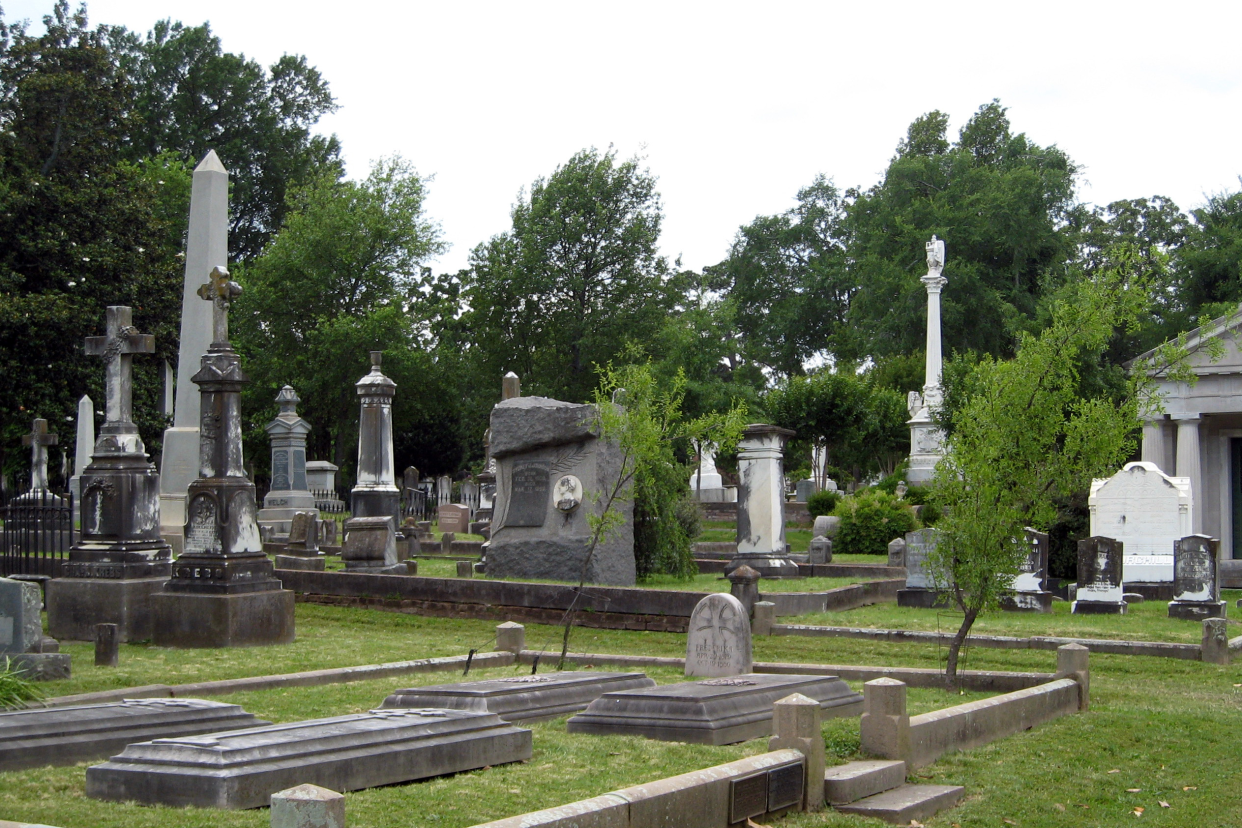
[[1174, 415, 1202, 532], [1141, 418, 1167, 473]]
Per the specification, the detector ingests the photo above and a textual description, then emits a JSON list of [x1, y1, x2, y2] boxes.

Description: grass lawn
[[10, 603, 1240, 828]]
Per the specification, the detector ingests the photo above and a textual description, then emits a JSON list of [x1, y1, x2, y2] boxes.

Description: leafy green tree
[[1178, 185, 1242, 321]]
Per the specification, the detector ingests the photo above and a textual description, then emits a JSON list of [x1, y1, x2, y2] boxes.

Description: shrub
[[833, 489, 919, 555], [806, 489, 840, 518], [918, 502, 943, 526]]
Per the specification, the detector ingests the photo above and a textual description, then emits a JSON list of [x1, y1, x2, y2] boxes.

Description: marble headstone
[[897, 528, 946, 608], [1072, 536, 1125, 614], [437, 503, 470, 534], [1089, 461, 1190, 583], [686, 593, 753, 678], [1168, 534, 1225, 620], [1001, 528, 1052, 612]]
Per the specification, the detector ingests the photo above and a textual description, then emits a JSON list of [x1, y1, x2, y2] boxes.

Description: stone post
[[501, 371, 521, 400], [496, 621, 525, 654], [752, 601, 776, 636], [769, 693, 825, 811], [94, 623, 119, 667], [1054, 643, 1090, 710], [860, 678, 910, 763], [1202, 618, 1230, 665], [728, 565, 761, 616], [1174, 415, 1202, 533], [728, 424, 798, 578], [270, 784, 345, 828], [456, 560, 474, 578]]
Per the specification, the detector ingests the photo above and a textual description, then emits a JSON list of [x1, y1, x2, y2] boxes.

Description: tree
[[1178, 184, 1242, 321]]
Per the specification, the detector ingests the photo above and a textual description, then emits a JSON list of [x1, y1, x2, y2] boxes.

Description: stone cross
[[196, 265, 242, 345], [84, 306, 155, 426], [22, 418, 58, 491]]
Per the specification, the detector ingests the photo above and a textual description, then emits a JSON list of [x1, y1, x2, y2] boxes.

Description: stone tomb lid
[[86, 708, 532, 810], [381, 671, 655, 722], [566, 673, 862, 746], [0, 698, 268, 772]]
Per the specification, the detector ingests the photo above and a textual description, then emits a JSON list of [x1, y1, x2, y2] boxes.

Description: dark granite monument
[[47, 306, 173, 643], [1000, 528, 1053, 613], [1168, 534, 1226, 620], [150, 267, 295, 647], [381, 672, 655, 722], [1072, 536, 1125, 615]]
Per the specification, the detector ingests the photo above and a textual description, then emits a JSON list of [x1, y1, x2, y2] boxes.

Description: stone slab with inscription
[[1001, 528, 1053, 613], [1073, 536, 1126, 615], [685, 593, 753, 677], [567, 673, 862, 745], [897, 528, 949, 608], [1168, 534, 1226, 619], [381, 672, 655, 722]]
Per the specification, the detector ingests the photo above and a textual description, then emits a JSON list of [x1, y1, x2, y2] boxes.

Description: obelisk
[[69, 393, 94, 530], [906, 235, 948, 484], [159, 150, 229, 555]]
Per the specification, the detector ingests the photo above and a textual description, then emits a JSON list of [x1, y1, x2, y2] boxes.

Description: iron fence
[[0, 488, 74, 577]]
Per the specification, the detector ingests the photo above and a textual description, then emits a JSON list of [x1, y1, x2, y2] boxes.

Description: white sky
[[7, 1, 1241, 275]]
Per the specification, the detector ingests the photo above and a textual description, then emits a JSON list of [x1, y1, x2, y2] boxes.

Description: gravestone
[[887, 537, 906, 567], [813, 515, 840, 540], [0, 577, 43, 655], [1089, 461, 1190, 584], [795, 479, 817, 503], [381, 672, 656, 722], [87, 708, 532, 810], [1168, 534, 1226, 620], [686, 593, 753, 677], [1072, 536, 1125, 614], [690, 441, 727, 502], [485, 396, 635, 585], [257, 386, 317, 537], [897, 528, 946, 608], [274, 512, 325, 571], [150, 267, 295, 648], [807, 536, 832, 565], [10, 419, 70, 547], [341, 516, 402, 573], [350, 352, 400, 526], [48, 306, 173, 643], [1000, 528, 1053, 612], [728, 424, 799, 579], [438, 503, 470, 534]]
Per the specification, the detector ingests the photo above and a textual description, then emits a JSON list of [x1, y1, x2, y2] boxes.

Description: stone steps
[[825, 760, 963, 824], [824, 759, 907, 804]]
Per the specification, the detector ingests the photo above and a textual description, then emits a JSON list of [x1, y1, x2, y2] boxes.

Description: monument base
[[381, 672, 656, 722], [486, 537, 637, 586], [1072, 600, 1125, 615], [5, 653, 71, 681], [151, 589, 295, 648], [1167, 600, 1226, 621], [47, 576, 169, 642], [999, 591, 1053, 613], [342, 562, 405, 575], [724, 554, 800, 580], [1123, 581, 1175, 601], [274, 555, 325, 571], [897, 588, 951, 609]]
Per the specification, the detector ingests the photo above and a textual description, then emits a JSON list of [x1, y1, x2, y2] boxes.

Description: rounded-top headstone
[[685, 592, 753, 678], [813, 515, 840, 539]]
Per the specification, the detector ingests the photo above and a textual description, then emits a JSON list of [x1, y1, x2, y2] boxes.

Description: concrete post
[[752, 601, 776, 636], [496, 621, 525, 654], [1054, 643, 1090, 710], [728, 565, 761, 617], [769, 693, 825, 811], [94, 623, 119, 667], [1202, 618, 1230, 665], [860, 678, 910, 763], [271, 784, 345, 828]]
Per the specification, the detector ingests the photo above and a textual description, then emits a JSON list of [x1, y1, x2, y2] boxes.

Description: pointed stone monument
[[47, 307, 173, 642], [69, 393, 95, 530], [906, 235, 948, 484], [151, 267, 295, 647], [256, 386, 317, 538], [159, 150, 230, 555], [349, 352, 399, 524]]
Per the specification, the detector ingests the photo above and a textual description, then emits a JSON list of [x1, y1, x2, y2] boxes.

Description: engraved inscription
[[505, 461, 550, 527], [271, 449, 290, 490], [767, 763, 804, 812], [184, 496, 221, 555], [730, 773, 768, 824]]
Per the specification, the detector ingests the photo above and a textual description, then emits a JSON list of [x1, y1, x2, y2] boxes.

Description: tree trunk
[[944, 606, 979, 686]]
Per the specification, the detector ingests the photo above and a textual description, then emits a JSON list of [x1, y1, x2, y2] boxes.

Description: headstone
[[456, 560, 473, 578], [257, 386, 317, 537], [69, 393, 95, 531], [86, 709, 532, 810], [567, 673, 863, 745], [438, 503, 470, 534], [94, 623, 119, 667], [1001, 528, 1053, 612], [728, 424, 799, 579], [350, 352, 400, 527], [160, 150, 231, 555], [795, 479, 817, 503], [1168, 534, 1226, 620], [897, 528, 946, 608], [485, 396, 635, 585], [690, 441, 727, 502], [150, 267, 295, 648], [341, 516, 402, 573], [0, 698, 268, 772], [812, 515, 840, 540], [0, 577, 43, 655], [906, 235, 948, 484], [381, 672, 656, 722], [305, 461, 339, 493], [686, 593, 753, 677], [402, 466, 420, 494], [275, 511, 325, 571], [808, 536, 832, 565], [1089, 461, 1190, 583], [271, 784, 344, 828], [48, 307, 173, 644], [1072, 536, 1126, 615], [887, 537, 906, 567], [436, 474, 453, 507]]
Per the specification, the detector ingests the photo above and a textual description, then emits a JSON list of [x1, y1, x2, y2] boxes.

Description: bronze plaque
[[729, 772, 767, 824], [505, 461, 550, 527], [767, 761, 804, 812]]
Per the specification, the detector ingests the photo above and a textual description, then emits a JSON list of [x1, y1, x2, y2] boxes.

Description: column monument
[[256, 386, 317, 538], [906, 235, 948, 485]]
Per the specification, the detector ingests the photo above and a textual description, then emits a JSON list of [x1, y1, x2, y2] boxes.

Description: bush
[[806, 489, 840, 518], [918, 502, 942, 526], [833, 489, 919, 555]]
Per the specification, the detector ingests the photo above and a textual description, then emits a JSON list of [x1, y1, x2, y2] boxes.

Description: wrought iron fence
[[0, 488, 74, 577]]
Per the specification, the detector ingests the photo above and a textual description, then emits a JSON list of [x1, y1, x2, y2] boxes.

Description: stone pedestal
[[728, 424, 798, 579], [341, 516, 403, 573], [906, 237, 948, 484]]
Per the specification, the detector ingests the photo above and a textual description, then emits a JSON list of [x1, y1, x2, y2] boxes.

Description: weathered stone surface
[[566, 673, 862, 745], [769, 693, 825, 810], [257, 387, 317, 535], [0, 698, 266, 771], [438, 504, 470, 534], [342, 516, 401, 573], [47, 578, 166, 644], [152, 589, 295, 648], [0, 578, 42, 655], [86, 708, 532, 809], [887, 537, 906, 567], [686, 593, 752, 678], [485, 538, 633, 586], [822, 760, 907, 805], [1073, 536, 1125, 615], [489, 397, 597, 459], [270, 784, 344, 828], [94, 623, 119, 667], [382, 672, 655, 722], [1168, 534, 1225, 619], [836, 784, 964, 824], [813, 515, 841, 540], [807, 537, 832, 565], [729, 424, 799, 579], [495, 621, 525, 654], [3, 653, 70, 681]]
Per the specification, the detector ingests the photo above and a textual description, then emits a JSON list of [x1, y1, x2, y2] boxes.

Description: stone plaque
[[184, 495, 221, 556], [1173, 535, 1217, 602], [685, 593, 753, 677], [505, 461, 550, 527], [291, 448, 307, 491], [271, 449, 290, 490], [767, 761, 805, 812], [730, 772, 767, 823], [904, 529, 936, 589]]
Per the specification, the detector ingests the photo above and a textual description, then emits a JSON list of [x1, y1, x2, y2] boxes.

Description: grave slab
[[0, 699, 267, 771], [566, 673, 862, 745], [381, 672, 655, 722], [823, 759, 907, 805], [835, 783, 964, 825], [86, 708, 532, 810]]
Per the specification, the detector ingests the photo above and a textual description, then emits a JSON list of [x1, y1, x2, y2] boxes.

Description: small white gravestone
[[685, 593, 752, 678], [1089, 461, 1191, 583]]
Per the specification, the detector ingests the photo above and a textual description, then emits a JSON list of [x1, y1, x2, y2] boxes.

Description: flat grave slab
[[0, 699, 267, 771], [566, 673, 863, 745], [86, 708, 532, 810], [381, 671, 655, 722]]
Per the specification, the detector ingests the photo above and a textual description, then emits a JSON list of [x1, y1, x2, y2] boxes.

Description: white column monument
[[1174, 414, 1202, 533], [726, 424, 799, 579], [906, 235, 948, 485], [158, 150, 230, 555], [1141, 417, 1168, 473]]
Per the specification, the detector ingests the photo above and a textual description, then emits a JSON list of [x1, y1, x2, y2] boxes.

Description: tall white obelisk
[[158, 150, 229, 554], [906, 235, 948, 485]]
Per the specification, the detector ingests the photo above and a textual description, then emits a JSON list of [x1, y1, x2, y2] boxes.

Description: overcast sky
[[7, 1, 1241, 275]]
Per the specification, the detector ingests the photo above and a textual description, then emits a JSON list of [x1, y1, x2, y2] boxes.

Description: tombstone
[[150, 267, 295, 648], [1072, 536, 1126, 614], [485, 395, 635, 585], [350, 352, 400, 527], [1168, 534, 1226, 620], [689, 441, 727, 502], [341, 516, 402, 573], [438, 503, 470, 534], [69, 393, 94, 531], [274, 512, 325, 572], [807, 536, 832, 565], [319, 518, 338, 548], [812, 515, 840, 540], [887, 537, 906, 567], [460, 480, 479, 517], [257, 386, 317, 538], [0, 577, 68, 680], [382, 672, 656, 722], [87, 708, 531, 810], [727, 424, 799, 579], [160, 150, 231, 556], [305, 461, 339, 493], [897, 528, 946, 608], [402, 465, 420, 494], [48, 307, 174, 644], [1000, 528, 1053, 613], [795, 479, 817, 503], [1089, 461, 1190, 585], [8, 419, 71, 550], [686, 593, 753, 678], [435, 474, 453, 508]]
